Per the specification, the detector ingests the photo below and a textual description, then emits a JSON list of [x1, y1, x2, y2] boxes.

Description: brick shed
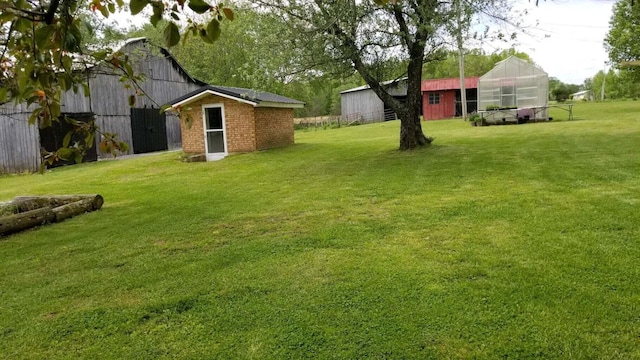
[[168, 85, 304, 161]]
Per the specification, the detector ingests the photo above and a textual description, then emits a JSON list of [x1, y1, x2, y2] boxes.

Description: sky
[[505, 0, 616, 85], [106, 0, 616, 86]]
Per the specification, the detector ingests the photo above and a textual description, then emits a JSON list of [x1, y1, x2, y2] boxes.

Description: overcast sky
[[108, 1, 616, 86], [507, 0, 615, 85]]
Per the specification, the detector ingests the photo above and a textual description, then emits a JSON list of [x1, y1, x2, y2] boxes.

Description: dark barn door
[[130, 108, 168, 154], [39, 112, 98, 168]]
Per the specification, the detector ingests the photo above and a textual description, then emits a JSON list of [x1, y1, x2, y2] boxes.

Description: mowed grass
[[1, 101, 639, 359]]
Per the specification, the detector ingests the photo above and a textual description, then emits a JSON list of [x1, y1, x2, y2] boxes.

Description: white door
[[203, 105, 227, 161]]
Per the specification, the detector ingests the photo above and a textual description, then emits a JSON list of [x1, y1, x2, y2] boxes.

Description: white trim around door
[[202, 104, 228, 161]]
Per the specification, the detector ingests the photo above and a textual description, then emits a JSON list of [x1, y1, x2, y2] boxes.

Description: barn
[[0, 38, 204, 173], [340, 78, 407, 123], [421, 77, 479, 120], [167, 86, 304, 161], [478, 56, 549, 123]]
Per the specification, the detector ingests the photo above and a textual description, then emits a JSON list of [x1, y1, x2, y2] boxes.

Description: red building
[[422, 77, 479, 120]]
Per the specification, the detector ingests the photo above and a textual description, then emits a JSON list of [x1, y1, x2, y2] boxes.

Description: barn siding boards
[[0, 107, 41, 173], [341, 90, 386, 122], [1, 38, 204, 172], [340, 79, 408, 123]]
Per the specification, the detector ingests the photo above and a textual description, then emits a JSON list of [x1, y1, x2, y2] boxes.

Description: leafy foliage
[[252, 0, 518, 150], [0, 0, 233, 170], [605, 0, 640, 67]]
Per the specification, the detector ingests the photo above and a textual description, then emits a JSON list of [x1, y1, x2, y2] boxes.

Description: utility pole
[[600, 63, 606, 101], [456, 0, 468, 120]]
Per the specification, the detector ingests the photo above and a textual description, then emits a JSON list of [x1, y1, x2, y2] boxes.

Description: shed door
[[130, 108, 168, 154], [203, 105, 227, 161]]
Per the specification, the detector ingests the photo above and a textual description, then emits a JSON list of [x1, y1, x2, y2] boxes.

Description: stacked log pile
[[0, 195, 103, 236]]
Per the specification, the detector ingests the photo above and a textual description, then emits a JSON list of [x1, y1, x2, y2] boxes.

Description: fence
[[294, 110, 394, 130]]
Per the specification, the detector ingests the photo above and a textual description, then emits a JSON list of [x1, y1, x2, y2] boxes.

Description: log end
[[92, 195, 104, 210]]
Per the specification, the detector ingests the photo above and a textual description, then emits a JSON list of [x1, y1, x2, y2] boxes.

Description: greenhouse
[[478, 56, 549, 124]]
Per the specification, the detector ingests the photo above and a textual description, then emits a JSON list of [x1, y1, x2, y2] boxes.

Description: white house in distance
[[571, 90, 594, 101]]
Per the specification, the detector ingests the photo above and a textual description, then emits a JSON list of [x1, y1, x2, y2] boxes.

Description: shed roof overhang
[[168, 85, 305, 109]]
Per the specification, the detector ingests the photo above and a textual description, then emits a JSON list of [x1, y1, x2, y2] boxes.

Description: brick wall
[[178, 95, 295, 155], [179, 94, 257, 154], [254, 108, 295, 150]]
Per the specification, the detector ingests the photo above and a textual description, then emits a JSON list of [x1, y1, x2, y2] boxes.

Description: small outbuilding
[[167, 86, 304, 161], [570, 90, 594, 101], [421, 77, 479, 120], [340, 78, 407, 123], [478, 56, 549, 123]]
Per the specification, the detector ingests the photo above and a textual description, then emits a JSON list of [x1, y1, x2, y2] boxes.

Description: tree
[[605, 0, 640, 82], [125, 7, 357, 118], [422, 48, 533, 79], [0, 0, 233, 166], [252, 0, 516, 150]]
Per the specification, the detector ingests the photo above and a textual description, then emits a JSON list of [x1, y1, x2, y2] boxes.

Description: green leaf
[[206, 18, 221, 42], [62, 55, 73, 72], [188, 0, 211, 14], [82, 83, 90, 97], [63, 131, 72, 148], [34, 25, 55, 49], [119, 142, 130, 152], [199, 29, 213, 44], [57, 148, 75, 160], [108, 3, 116, 13], [163, 22, 181, 47], [130, 0, 148, 15], [74, 152, 84, 164], [128, 95, 136, 107], [150, 12, 162, 27], [0, 87, 7, 103], [222, 7, 234, 21]]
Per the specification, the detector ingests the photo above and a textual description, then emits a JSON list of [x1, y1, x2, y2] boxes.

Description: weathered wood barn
[[340, 78, 408, 123], [0, 38, 204, 173], [421, 77, 479, 120]]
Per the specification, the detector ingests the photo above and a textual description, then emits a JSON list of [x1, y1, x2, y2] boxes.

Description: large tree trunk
[[398, 51, 431, 150]]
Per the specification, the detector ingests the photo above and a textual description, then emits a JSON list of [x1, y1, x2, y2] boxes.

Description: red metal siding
[[423, 90, 457, 120], [421, 77, 479, 91]]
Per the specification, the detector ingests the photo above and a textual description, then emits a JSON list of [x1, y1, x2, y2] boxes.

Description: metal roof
[[340, 77, 408, 94], [421, 77, 479, 91], [168, 85, 305, 109]]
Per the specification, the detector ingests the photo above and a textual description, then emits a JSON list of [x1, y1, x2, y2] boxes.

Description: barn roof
[[168, 85, 305, 109], [118, 38, 207, 87], [421, 77, 480, 91], [340, 78, 408, 94]]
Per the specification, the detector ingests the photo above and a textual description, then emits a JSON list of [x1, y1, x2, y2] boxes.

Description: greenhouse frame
[[478, 56, 549, 124]]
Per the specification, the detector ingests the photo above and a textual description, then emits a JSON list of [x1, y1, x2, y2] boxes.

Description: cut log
[[0, 207, 56, 236], [0, 202, 19, 216], [52, 198, 96, 222], [11, 194, 104, 212]]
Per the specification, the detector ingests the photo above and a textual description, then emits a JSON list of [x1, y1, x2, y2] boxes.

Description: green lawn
[[1, 101, 639, 359]]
